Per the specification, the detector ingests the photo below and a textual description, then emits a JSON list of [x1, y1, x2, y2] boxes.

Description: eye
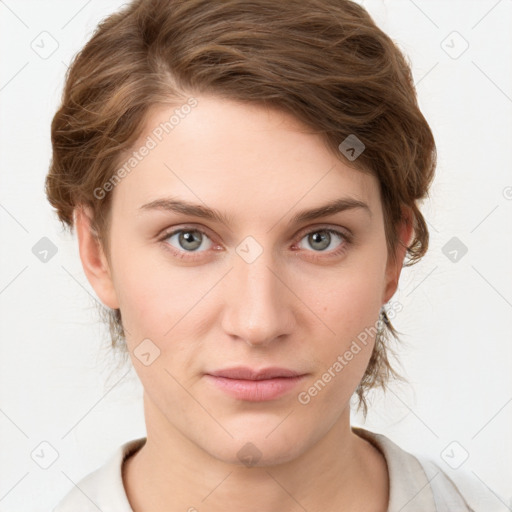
[[295, 227, 351, 258], [158, 225, 352, 261], [159, 227, 214, 258]]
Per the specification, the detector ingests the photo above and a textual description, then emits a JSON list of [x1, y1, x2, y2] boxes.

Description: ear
[[382, 206, 414, 304], [74, 205, 120, 309]]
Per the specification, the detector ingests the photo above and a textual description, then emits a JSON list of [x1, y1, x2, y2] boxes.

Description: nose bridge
[[222, 241, 293, 346]]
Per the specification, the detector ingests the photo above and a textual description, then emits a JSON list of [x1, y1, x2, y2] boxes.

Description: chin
[[201, 427, 309, 468]]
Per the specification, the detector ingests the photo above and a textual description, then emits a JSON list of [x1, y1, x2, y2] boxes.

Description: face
[[79, 94, 408, 466]]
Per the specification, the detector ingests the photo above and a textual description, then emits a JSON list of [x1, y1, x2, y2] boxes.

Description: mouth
[[205, 366, 307, 402]]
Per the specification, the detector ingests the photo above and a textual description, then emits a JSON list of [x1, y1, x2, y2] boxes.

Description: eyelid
[[158, 223, 215, 241], [158, 224, 218, 250], [158, 222, 351, 241], [294, 223, 352, 241]]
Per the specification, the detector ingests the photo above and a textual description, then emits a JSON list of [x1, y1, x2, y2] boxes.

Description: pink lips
[[205, 366, 306, 401]]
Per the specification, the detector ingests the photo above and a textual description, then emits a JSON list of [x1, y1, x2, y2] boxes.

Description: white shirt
[[53, 427, 475, 512]]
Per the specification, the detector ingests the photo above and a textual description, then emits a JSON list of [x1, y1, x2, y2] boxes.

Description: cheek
[[321, 264, 384, 338], [109, 239, 174, 336], [111, 242, 217, 347], [303, 288, 381, 410], [308, 255, 385, 378]]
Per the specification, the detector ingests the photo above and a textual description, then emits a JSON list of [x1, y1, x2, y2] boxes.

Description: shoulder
[[53, 438, 146, 512], [352, 426, 475, 512]]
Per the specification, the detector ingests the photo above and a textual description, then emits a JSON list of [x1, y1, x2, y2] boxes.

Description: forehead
[[110, 95, 380, 224]]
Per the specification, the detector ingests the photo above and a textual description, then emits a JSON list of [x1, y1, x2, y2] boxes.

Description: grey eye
[[299, 230, 343, 252], [166, 229, 212, 252]]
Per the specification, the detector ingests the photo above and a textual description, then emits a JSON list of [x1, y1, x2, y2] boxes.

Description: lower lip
[[205, 375, 306, 401]]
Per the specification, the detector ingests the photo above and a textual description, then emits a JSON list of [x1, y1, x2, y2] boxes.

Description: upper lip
[[207, 366, 304, 380]]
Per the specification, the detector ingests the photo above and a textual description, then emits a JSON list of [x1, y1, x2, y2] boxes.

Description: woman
[[46, 0, 474, 510]]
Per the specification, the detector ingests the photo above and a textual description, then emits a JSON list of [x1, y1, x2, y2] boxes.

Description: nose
[[220, 248, 295, 348]]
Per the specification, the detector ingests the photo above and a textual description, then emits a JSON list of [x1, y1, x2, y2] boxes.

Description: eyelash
[[157, 225, 353, 262]]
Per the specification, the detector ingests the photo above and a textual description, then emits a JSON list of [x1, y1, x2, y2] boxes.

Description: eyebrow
[[138, 196, 372, 226]]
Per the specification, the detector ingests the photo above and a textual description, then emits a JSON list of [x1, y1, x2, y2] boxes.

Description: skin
[[76, 94, 413, 512]]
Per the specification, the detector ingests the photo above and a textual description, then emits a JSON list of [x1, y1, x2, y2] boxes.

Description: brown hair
[[46, 0, 436, 417]]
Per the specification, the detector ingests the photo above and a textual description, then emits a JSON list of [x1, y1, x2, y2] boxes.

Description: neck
[[123, 395, 389, 512]]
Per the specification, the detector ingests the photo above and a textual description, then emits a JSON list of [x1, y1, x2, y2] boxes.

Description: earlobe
[[74, 205, 120, 309], [382, 207, 414, 304]]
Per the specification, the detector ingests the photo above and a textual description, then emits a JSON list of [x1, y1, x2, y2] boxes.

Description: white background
[[0, 0, 511, 510]]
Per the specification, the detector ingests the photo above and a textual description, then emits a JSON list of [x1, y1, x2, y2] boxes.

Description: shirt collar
[[352, 426, 437, 511]]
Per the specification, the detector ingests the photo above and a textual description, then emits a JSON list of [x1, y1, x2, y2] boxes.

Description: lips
[[205, 366, 307, 401], [208, 366, 303, 380]]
